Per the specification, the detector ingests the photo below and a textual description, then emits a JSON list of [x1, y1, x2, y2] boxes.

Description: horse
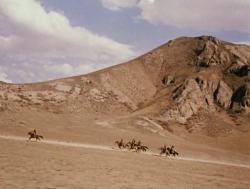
[[126, 138, 137, 150], [135, 140, 148, 152], [160, 145, 179, 156], [27, 131, 44, 141], [115, 139, 126, 149], [136, 145, 148, 152], [167, 146, 174, 153], [172, 151, 179, 156], [159, 145, 167, 155]]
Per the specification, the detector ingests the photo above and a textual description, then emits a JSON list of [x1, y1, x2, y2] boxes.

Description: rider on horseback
[[27, 129, 43, 141], [33, 129, 37, 136]]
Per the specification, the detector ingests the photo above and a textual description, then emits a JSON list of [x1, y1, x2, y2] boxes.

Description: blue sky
[[0, 0, 250, 83], [43, 0, 250, 51]]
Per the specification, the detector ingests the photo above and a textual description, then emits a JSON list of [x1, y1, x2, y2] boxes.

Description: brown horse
[[116, 138, 149, 152], [135, 140, 148, 152], [167, 145, 179, 156], [136, 145, 148, 152], [172, 151, 179, 156], [115, 139, 126, 149], [159, 145, 168, 155], [126, 138, 137, 150], [28, 131, 44, 141], [160, 145, 179, 156]]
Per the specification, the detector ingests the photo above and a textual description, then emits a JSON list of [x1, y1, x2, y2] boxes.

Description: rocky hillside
[[1, 36, 250, 125]]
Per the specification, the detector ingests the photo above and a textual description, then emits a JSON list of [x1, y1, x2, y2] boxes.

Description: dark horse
[[135, 140, 148, 152], [126, 138, 137, 150], [159, 145, 168, 155], [167, 145, 179, 156], [115, 139, 126, 149], [160, 145, 179, 157], [136, 145, 148, 152], [27, 130, 44, 141]]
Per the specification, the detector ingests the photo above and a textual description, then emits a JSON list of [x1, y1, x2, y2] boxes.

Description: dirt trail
[[0, 134, 113, 151], [1, 134, 250, 169]]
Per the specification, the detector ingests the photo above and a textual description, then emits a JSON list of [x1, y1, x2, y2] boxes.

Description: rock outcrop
[[163, 78, 215, 123], [214, 81, 233, 109], [160, 36, 250, 123], [231, 84, 250, 112]]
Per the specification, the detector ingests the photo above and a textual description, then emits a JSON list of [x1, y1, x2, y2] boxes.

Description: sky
[[0, 0, 250, 83]]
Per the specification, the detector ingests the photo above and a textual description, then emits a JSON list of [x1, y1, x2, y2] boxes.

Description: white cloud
[[235, 41, 250, 46], [43, 63, 94, 76], [0, 73, 12, 83], [0, 60, 104, 83], [102, 0, 250, 32], [0, 0, 136, 83], [0, 68, 12, 83]]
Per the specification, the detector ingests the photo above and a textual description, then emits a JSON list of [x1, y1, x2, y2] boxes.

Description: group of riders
[[115, 138, 148, 152], [159, 145, 179, 156], [115, 138, 179, 157], [28, 130, 179, 156]]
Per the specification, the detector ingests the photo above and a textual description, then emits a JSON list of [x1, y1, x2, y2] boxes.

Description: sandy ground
[[1, 134, 250, 189], [1, 111, 250, 189], [1, 134, 250, 169]]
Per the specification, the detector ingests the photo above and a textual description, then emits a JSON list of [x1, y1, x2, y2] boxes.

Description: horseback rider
[[170, 145, 175, 154], [33, 129, 37, 136], [27, 129, 43, 141]]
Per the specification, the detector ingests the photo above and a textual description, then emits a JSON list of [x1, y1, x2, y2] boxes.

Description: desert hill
[[1, 36, 250, 124], [1, 36, 250, 144]]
